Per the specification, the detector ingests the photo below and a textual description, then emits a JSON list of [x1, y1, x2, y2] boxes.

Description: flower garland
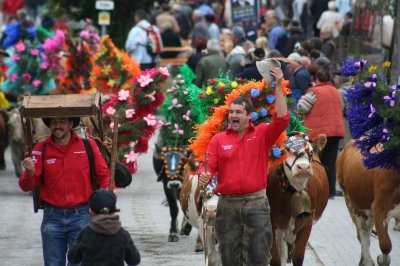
[[101, 67, 168, 173], [339, 58, 400, 172], [285, 132, 310, 156], [189, 78, 293, 167], [90, 35, 140, 94], [160, 147, 188, 180]]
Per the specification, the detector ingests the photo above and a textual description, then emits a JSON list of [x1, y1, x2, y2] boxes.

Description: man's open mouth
[[232, 119, 239, 126]]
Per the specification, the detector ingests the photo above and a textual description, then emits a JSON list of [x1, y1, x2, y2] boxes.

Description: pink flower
[[118, 90, 130, 101], [167, 87, 177, 93], [168, 98, 182, 110], [145, 91, 156, 101], [32, 79, 42, 87], [124, 151, 136, 163], [109, 122, 121, 132], [182, 110, 191, 121], [10, 74, 18, 82], [40, 62, 49, 69], [172, 124, 184, 135], [138, 74, 153, 87], [184, 90, 188, 95], [15, 43, 26, 52], [125, 109, 135, 118], [106, 106, 116, 116], [11, 54, 20, 61], [158, 67, 170, 77], [30, 49, 39, 56], [143, 114, 157, 126], [22, 73, 31, 81]]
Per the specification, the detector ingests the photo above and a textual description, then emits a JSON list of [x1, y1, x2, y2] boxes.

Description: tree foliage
[[47, 0, 157, 48]]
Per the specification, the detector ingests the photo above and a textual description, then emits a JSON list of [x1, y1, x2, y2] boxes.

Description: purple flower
[[383, 90, 398, 107], [367, 104, 376, 119], [382, 129, 391, 141], [364, 74, 378, 89], [338, 59, 362, 77]]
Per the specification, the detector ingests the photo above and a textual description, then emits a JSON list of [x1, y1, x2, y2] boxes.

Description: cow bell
[[290, 190, 311, 219]]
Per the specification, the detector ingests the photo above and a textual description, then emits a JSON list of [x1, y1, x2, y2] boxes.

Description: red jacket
[[199, 112, 289, 195], [19, 132, 111, 208], [1, 0, 23, 16], [303, 82, 345, 139]]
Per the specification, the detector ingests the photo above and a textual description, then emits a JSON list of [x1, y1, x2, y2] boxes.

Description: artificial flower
[[250, 88, 260, 98], [182, 110, 191, 121], [238, 77, 243, 83], [22, 73, 31, 81], [218, 87, 224, 93], [210, 79, 215, 85], [364, 74, 378, 89], [368, 104, 376, 119], [39, 62, 48, 69], [30, 49, 39, 55], [11, 54, 20, 61], [118, 90, 130, 101], [158, 67, 170, 77], [218, 82, 224, 87], [106, 106, 116, 116], [206, 86, 213, 95], [125, 109, 135, 118], [32, 80, 42, 87], [261, 108, 268, 117], [10, 74, 18, 82], [167, 86, 177, 93], [124, 151, 136, 163], [138, 74, 153, 87], [15, 42, 26, 52], [168, 98, 182, 110], [143, 114, 157, 126], [146, 90, 156, 101], [214, 99, 219, 104], [199, 93, 204, 99], [231, 81, 238, 88], [172, 124, 184, 135], [383, 90, 398, 107], [109, 122, 121, 132], [251, 112, 258, 121], [382, 129, 391, 141], [273, 147, 281, 157], [266, 95, 275, 103]]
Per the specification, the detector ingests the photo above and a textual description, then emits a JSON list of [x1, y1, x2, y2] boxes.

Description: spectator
[[205, 14, 220, 41], [264, 10, 288, 55], [284, 20, 306, 57], [255, 36, 270, 56], [315, 56, 335, 83], [309, 49, 320, 65], [191, 9, 210, 47], [125, 10, 161, 70], [1, 0, 23, 18], [319, 26, 338, 73], [286, 52, 312, 103], [340, 11, 352, 39], [295, 48, 308, 57], [186, 37, 207, 72], [225, 26, 246, 79], [297, 68, 345, 199], [235, 48, 266, 81], [310, 0, 330, 37], [300, 40, 315, 53], [171, 3, 192, 39], [268, 49, 292, 81], [300, 56, 311, 67], [306, 64, 319, 85], [211, 2, 226, 28], [317, 1, 342, 38], [197, 0, 214, 16], [160, 22, 182, 59], [195, 39, 228, 88], [292, 0, 309, 37], [223, 40, 234, 57], [244, 21, 258, 43], [309, 37, 323, 51], [25, 0, 47, 25], [156, 3, 180, 34]]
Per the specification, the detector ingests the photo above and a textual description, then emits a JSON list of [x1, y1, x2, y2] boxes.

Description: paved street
[[1, 132, 400, 265]]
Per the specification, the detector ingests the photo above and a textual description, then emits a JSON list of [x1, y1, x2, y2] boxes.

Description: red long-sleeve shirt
[[19, 132, 111, 208], [199, 111, 289, 195]]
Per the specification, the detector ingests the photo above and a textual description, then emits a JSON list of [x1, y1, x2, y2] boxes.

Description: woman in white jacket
[[316, 1, 342, 38]]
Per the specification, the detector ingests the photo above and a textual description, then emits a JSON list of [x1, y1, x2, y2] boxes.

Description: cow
[[0, 108, 6, 171], [153, 135, 193, 242], [336, 140, 400, 266], [180, 134, 329, 266], [268, 134, 329, 266], [4, 108, 25, 177], [180, 155, 220, 265]]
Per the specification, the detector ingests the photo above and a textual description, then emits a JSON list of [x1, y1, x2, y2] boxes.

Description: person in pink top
[[199, 67, 289, 265]]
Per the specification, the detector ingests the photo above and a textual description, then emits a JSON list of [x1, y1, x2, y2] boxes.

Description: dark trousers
[[216, 189, 272, 266], [320, 136, 341, 197]]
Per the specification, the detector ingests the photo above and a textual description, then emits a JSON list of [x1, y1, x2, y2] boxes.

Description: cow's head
[[6, 108, 25, 146], [283, 132, 314, 192], [153, 144, 189, 190]]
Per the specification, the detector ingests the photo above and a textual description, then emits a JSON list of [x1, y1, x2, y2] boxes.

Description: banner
[[231, 0, 259, 23]]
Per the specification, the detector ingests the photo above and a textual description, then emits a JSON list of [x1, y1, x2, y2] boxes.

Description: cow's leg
[[164, 186, 179, 242], [274, 229, 287, 266], [372, 205, 392, 266], [11, 145, 23, 177], [194, 233, 204, 252], [393, 219, 400, 231], [291, 222, 312, 266], [180, 217, 192, 236], [353, 212, 375, 266], [269, 229, 281, 266]]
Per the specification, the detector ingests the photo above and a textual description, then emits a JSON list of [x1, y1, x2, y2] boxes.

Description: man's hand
[[270, 67, 283, 87], [199, 172, 211, 185], [22, 157, 35, 177], [113, 189, 118, 197]]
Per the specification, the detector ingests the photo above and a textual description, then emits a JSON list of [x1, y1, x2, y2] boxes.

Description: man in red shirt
[[199, 67, 289, 265], [19, 116, 114, 266]]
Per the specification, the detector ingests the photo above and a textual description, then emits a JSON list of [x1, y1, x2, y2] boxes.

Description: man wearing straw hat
[[19, 116, 115, 266], [199, 66, 289, 265]]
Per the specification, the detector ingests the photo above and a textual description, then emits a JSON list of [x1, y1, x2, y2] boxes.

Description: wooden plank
[[158, 57, 188, 66]]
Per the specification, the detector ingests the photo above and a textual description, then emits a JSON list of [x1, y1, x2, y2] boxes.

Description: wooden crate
[[19, 93, 101, 118]]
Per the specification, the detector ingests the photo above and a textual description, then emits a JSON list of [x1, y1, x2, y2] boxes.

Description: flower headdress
[[339, 59, 400, 172]]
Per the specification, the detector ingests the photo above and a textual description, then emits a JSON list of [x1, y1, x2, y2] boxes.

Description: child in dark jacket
[[68, 189, 141, 266]]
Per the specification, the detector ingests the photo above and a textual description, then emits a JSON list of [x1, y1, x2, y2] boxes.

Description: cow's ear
[[154, 143, 162, 154]]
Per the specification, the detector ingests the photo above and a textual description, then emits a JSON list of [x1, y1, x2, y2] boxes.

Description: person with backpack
[[125, 9, 163, 71], [68, 189, 141, 266], [19, 116, 114, 266]]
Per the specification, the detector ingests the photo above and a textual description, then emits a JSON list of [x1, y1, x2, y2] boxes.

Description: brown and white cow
[[268, 134, 329, 266], [337, 140, 400, 266]]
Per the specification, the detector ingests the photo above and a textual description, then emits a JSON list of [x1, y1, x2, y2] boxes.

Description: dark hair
[[301, 40, 314, 53], [231, 96, 253, 114], [194, 37, 207, 52], [309, 37, 322, 51], [309, 49, 320, 59], [205, 14, 215, 23], [316, 69, 331, 82], [267, 49, 282, 58], [135, 9, 148, 21], [346, 11, 353, 19], [307, 64, 319, 80], [296, 48, 308, 57]]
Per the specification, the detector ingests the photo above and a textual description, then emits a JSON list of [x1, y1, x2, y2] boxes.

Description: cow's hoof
[[168, 233, 179, 242], [180, 227, 192, 236], [393, 219, 400, 231], [194, 245, 204, 252], [377, 254, 391, 266]]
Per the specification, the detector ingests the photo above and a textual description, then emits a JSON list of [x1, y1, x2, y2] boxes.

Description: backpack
[[139, 25, 163, 56]]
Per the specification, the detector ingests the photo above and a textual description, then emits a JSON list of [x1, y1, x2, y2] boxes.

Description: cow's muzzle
[[167, 180, 182, 190], [205, 205, 217, 226]]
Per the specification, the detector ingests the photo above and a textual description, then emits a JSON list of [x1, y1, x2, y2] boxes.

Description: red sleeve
[[18, 143, 45, 192], [89, 139, 113, 189], [264, 111, 290, 148]]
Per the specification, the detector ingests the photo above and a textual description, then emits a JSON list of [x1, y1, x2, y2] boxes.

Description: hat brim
[[42, 117, 80, 128], [114, 162, 132, 188]]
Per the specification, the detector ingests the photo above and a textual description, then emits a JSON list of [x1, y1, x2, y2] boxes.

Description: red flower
[[218, 87, 224, 93], [208, 107, 214, 113], [199, 93, 204, 99], [287, 82, 292, 88], [238, 77, 243, 83], [210, 79, 215, 85]]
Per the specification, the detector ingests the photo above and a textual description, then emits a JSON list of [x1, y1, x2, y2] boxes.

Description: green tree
[[47, 0, 156, 48]]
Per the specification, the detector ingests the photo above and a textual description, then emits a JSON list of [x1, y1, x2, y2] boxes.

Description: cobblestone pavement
[[1, 132, 400, 265]]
